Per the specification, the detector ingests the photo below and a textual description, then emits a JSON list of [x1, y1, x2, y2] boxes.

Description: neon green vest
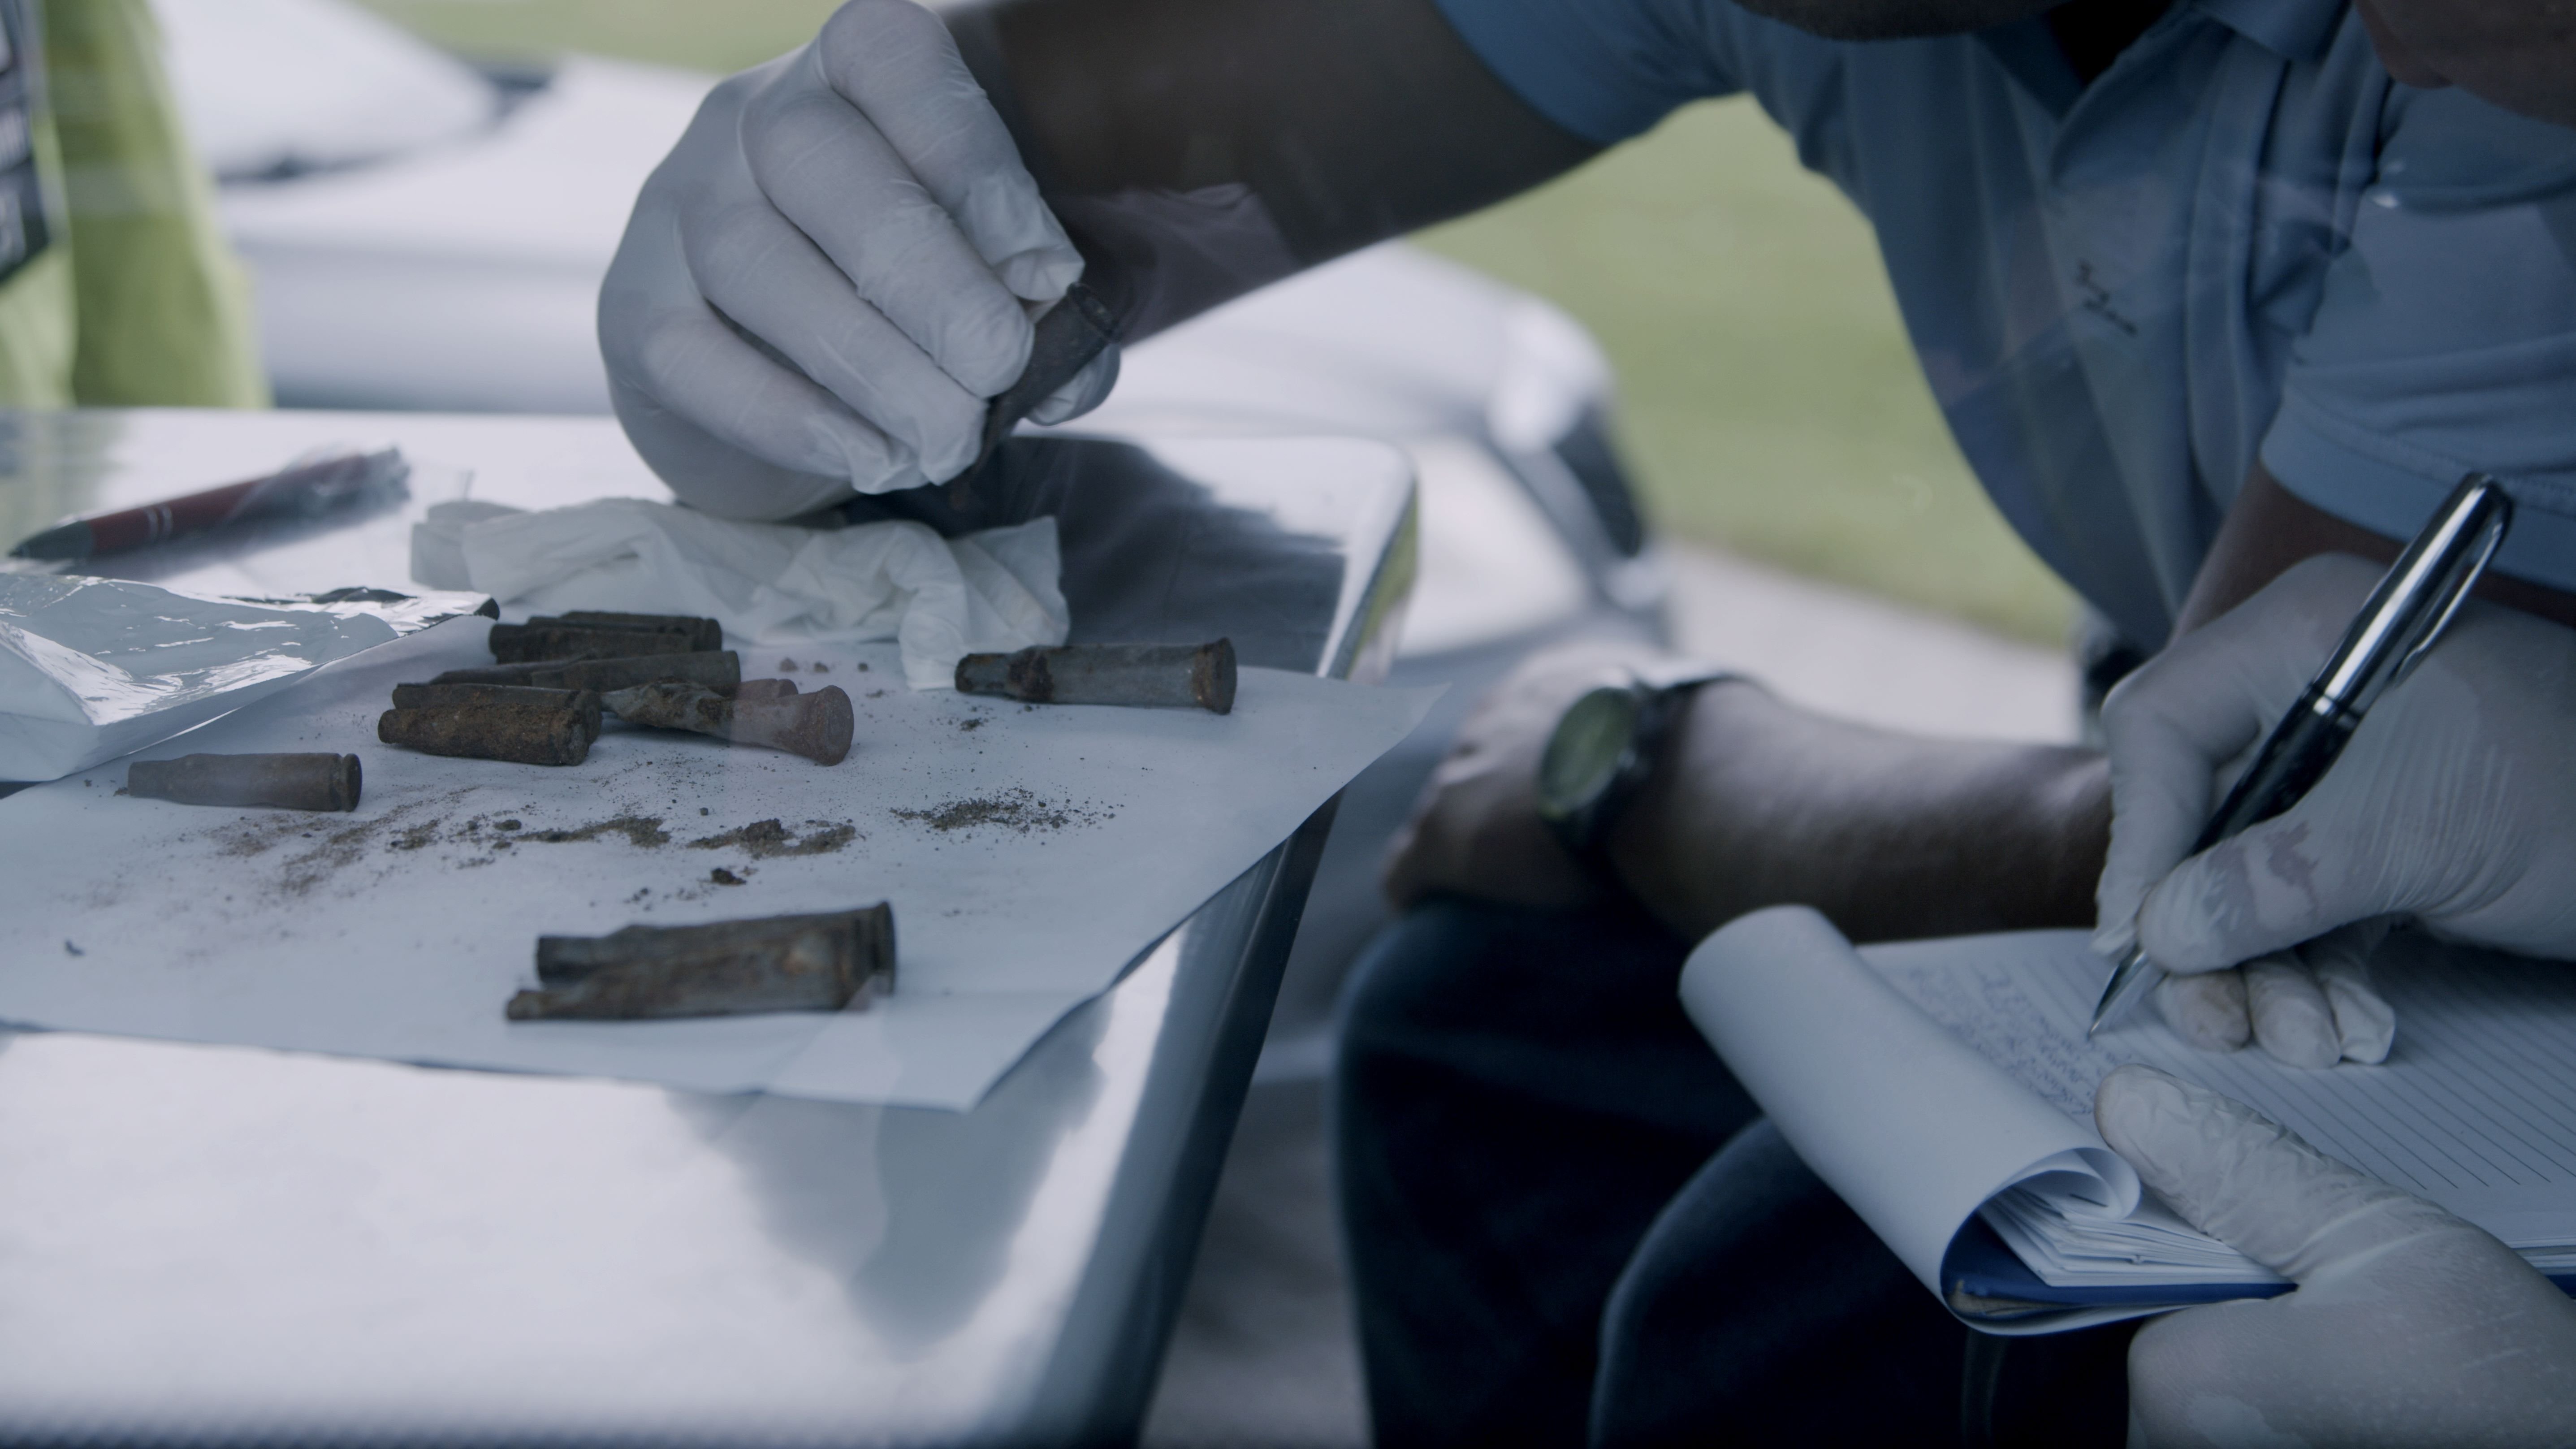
[[0, 0, 266, 409]]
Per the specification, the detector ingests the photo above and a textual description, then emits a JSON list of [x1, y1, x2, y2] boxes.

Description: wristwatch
[[1536, 661, 1738, 872]]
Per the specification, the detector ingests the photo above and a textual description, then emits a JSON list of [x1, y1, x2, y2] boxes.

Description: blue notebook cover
[[1944, 1216, 2576, 1322]]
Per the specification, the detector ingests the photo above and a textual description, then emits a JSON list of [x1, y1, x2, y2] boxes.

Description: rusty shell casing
[[732, 677, 799, 701], [388, 683, 602, 739], [955, 639, 1236, 714], [378, 702, 592, 766], [510, 903, 896, 1021], [600, 679, 732, 732], [603, 681, 854, 765], [732, 688, 854, 765], [125, 753, 362, 812], [534, 611, 723, 651], [487, 623, 702, 665], [430, 650, 741, 696]]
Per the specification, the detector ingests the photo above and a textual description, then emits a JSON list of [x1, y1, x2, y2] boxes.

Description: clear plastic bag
[[0, 574, 484, 781]]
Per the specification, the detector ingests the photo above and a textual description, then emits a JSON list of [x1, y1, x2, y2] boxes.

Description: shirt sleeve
[[2260, 87, 2576, 594], [1428, 0, 1753, 145]]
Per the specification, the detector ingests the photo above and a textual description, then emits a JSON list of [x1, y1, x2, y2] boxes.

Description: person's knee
[[1336, 897, 1745, 1143], [1595, 1120, 1964, 1445], [1336, 895, 1526, 1063], [1598, 1121, 1833, 1358]]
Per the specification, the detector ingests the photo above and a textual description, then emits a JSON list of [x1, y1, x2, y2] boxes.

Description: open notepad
[[1680, 908, 2576, 1334]]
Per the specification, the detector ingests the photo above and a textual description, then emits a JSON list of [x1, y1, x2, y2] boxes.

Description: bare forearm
[[945, 0, 1596, 337], [1607, 682, 2111, 942]]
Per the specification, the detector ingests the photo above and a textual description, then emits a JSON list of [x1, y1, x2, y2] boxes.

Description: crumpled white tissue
[[0, 574, 482, 782], [412, 499, 1069, 689]]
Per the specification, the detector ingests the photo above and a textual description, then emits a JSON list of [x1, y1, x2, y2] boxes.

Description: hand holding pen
[[2090, 475, 2516, 1042]]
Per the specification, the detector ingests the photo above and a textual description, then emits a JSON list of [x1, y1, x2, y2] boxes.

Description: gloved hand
[[598, 0, 1115, 520], [2094, 553, 2576, 1066], [2095, 1064, 2576, 1447]]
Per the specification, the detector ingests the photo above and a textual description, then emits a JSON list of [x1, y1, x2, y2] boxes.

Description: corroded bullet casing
[[126, 753, 362, 812], [733, 688, 855, 765], [733, 678, 799, 701], [487, 623, 702, 664], [536, 611, 723, 651], [507, 903, 896, 1021], [388, 683, 602, 739], [603, 681, 854, 765], [431, 650, 741, 696], [379, 702, 592, 766], [955, 639, 1236, 714]]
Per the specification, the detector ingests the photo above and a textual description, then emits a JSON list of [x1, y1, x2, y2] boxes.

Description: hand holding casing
[[599, 0, 1115, 519]]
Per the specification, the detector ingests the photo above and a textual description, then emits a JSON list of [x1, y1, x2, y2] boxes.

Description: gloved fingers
[[2090, 558, 2382, 961], [811, 0, 1084, 302], [2304, 920, 2396, 1064], [2093, 1064, 2453, 1280], [2091, 669, 2253, 960], [1027, 346, 1119, 425], [2241, 953, 2341, 1069], [612, 291, 916, 489], [740, 69, 1035, 399], [2135, 794, 2383, 975], [609, 377, 873, 522], [2153, 967, 2250, 1051], [680, 197, 986, 482]]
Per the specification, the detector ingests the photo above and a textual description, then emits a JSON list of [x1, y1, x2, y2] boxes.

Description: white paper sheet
[[1, 618, 1436, 1109], [1678, 908, 2139, 1299], [1871, 930, 2576, 1267]]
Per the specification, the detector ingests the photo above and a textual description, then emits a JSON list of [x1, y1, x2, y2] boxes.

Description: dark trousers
[[1331, 897, 2130, 1448]]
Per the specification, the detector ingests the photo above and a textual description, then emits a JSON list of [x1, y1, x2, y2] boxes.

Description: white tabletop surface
[[0, 408, 1413, 1445]]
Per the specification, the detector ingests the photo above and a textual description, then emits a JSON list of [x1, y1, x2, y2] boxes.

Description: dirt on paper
[[891, 788, 1111, 836]]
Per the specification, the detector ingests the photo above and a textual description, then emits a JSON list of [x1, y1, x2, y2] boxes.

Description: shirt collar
[[2188, 0, 2347, 62]]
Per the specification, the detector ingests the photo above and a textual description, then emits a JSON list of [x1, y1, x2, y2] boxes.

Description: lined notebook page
[[1867, 932, 2576, 1250]]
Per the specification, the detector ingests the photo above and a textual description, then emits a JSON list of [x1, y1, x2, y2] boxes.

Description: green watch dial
[[1538, 685, 1642, 821]]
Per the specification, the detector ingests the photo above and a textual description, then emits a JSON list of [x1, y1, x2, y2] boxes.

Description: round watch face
[[1537, 685, 1642, 820]]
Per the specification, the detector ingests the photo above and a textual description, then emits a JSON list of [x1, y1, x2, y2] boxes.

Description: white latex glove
[[598, 0, 1115, 520], [2095, 553, 2576, 1066], [2096, 1064, 2576, 1448]]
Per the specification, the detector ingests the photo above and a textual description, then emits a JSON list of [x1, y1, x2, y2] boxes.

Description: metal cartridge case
[[430, 650, 741, 696], [537, 611, 723, 651], [125, 753, 362, 812], [486, 623, 701, 665], [388, 683, 602, 739], [603, 681, 854, 765], [955, 639, 1236, 714], [378, 702, 592, 766], [508, 903, 896, 1021]]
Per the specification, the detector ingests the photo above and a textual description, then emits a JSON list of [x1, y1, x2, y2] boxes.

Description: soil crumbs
[[893, 787, 1110, 836], [527, 814, 671, 848], [687, 818, 857, 858]]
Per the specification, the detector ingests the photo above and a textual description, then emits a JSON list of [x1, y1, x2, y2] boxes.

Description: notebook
[[1680, 907, 2576, 1334]]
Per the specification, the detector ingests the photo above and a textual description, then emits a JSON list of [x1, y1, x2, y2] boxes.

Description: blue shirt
[[1435, 0, 2576, 647]]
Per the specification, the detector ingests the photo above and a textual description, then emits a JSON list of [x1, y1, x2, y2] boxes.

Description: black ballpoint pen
[[2088, 473, 2516, 1036]]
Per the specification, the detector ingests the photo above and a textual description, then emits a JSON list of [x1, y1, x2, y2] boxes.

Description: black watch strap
[[1543, 665, 1738, 875]]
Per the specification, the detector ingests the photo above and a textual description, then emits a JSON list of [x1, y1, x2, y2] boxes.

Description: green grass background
[[351, 0, 2077, 644]]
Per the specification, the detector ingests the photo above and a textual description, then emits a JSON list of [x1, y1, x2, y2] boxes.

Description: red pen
[[7, 447, 409, 562]]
